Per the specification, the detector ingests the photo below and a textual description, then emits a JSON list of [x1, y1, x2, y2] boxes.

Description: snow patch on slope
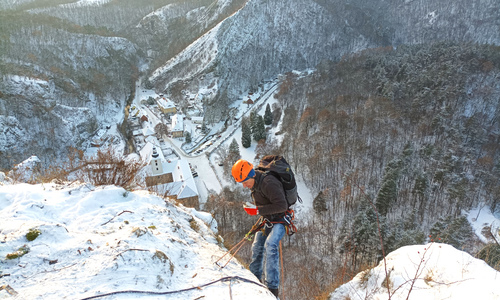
[[0, 183, 275, 299], [330, 243, 500, 300]]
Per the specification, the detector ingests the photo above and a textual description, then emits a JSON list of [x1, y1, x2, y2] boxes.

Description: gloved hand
[[243, 202, 259, 216]]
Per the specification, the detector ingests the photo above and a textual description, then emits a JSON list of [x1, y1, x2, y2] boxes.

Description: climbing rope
[[215, 217, 267, 268], [279, 240, 286, 300], [79, 276, 267, 300]]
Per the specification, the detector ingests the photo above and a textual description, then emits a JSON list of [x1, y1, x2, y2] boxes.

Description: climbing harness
[[267, 209, 297, 236], [215, 210, 297, 269]]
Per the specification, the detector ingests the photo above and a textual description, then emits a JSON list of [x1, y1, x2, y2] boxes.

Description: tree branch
[[101, 210, 134, 226]]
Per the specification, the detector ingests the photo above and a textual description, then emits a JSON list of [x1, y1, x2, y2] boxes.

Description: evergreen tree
[[342, 198, 385, 267], [250, 110, 258, 134], [241, 117, 252, 148], [253, 115, 266, 142], [375, 159, 402, 216], [202, 123, 209, 134], [313, 190, 328, 213], [223, 139, 241, 180], [385, 210, 425, 253], [429, 215, 474, 249], [412, 172, 428, 198], [264, 103, 273, 125], [228, 138, 241, 164], [184, 131, 192, 143]]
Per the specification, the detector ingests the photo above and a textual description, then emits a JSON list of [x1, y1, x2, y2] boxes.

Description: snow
[[60, 0, 112, 8], [330, 243, 500, 300], [1, 163, 499, 300], [0, 183, 276, 299], [466, 205, 500, 244]]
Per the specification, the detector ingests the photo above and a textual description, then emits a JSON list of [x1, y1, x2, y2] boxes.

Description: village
[[104, 79, 281, 210], [125, 88, 217, 210]]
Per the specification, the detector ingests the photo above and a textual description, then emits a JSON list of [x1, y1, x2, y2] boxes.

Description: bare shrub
[[72, 147, 146, 189], [477, 243, 500, 271]]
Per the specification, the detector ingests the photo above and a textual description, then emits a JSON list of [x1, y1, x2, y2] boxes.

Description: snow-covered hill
[[330, 243, 500, 300], [150, 0, 500, 118], [0, 183, 275, 300]]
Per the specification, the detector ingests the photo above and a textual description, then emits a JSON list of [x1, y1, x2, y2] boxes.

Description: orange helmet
[[232, 159, 255, 182]]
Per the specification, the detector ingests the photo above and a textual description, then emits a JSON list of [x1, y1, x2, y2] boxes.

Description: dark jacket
[[251, 170, 288, 220]]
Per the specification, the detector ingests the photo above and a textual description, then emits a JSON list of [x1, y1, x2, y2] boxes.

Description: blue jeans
[[249, 223, 286, 290]]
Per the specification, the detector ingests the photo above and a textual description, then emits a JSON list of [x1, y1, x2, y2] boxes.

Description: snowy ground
[[329, 243, 500, 300], [328, 202, 500, 300], [0, 183, 277, 300], [2, 182, 499, 300]]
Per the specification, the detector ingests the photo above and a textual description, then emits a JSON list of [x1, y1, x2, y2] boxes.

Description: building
[[144, 147, 199, 209], [171, 113, 184, 138], [191, 116, 204, 124], [157, 98, 177, 114]]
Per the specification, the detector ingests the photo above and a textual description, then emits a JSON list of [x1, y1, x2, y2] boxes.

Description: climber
[[231, 159, 289, 298]]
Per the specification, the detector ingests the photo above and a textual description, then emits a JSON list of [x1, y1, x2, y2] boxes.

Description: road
[[131, 78, 280, 198]]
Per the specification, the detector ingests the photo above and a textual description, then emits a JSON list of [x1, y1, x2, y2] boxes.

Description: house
[[157, 98, 177, 114], [191, 116, 204, 124], [171, 113, 184, 138], [245, 98, 254, 108], [144, 147, 199, 209], [142, 126, 155, 137]]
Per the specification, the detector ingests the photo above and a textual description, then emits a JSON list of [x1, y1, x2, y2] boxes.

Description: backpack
[[256, 155, 302, 207]]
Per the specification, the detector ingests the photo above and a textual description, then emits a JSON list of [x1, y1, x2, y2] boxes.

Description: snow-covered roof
[[177, 178, 198, 198], [140, 142, 164, 163], [144, 153, 199, 199], [161, 177, 198, 200], [142, 127, 155, 137], [157, 98, 175, 109], [163, 160, 198, 198], [162, 159, 191, 182], [171, 114, 184, 132]]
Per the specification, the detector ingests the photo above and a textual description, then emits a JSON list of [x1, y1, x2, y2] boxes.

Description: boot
[[269, 288, 279, 298]]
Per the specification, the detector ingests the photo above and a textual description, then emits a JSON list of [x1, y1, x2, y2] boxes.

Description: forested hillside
[[278, 43, 499, 228], [0, 0, 245, 169], [151, 0, 500, 122], [208, 42, 500, 299]]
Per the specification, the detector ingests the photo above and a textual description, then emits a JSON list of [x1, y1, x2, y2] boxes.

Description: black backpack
[[256, 155, 302, 207]]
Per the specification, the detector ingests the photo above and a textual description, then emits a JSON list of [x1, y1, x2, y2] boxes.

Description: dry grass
[[6, 147, 145, 190]]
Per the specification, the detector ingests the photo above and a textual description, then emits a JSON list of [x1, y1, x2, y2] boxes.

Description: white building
[[144, 147, 199, 208], [191, 116, 204, 124], [171, 113, 184, 137]]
